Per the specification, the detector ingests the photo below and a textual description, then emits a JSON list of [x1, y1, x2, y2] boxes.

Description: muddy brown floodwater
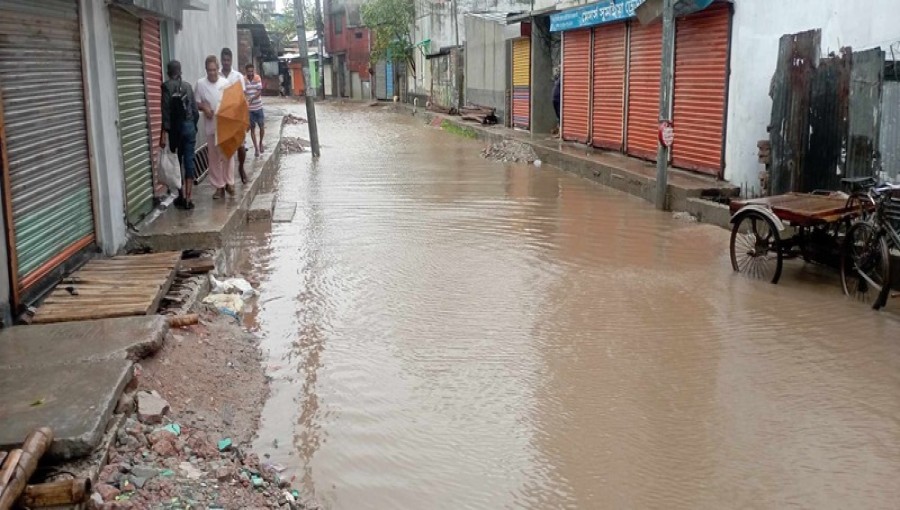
[[229, 102, 900, 510]]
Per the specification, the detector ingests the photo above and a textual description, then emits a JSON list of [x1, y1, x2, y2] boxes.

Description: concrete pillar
[[81, 0, 129, 255], [530, 16, 556, 135]]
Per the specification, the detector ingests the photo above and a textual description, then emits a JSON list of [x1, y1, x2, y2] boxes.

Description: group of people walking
[[159, 48, 266, 210]]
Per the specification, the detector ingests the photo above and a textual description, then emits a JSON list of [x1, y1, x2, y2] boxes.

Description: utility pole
[[314, 0, 326, 99], [655, 0, 675, 210], [293, 0, 321, 157]]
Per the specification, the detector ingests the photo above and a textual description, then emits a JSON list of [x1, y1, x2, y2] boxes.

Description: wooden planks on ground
[[31, 252, 182, 325]]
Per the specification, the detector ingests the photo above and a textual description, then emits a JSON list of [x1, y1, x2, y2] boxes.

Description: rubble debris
[[459, 104, 499, 125], [672, 211, 699, 222], [481, 140, 539, 164], [136, 391, 170, 424], [283, 114, 307, 125], [280, 137, 308, 154]]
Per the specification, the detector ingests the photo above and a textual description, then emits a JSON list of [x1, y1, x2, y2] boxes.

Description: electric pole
[[293, 0, 321, 157], [655, 0, 674, 210], [314, 0, 326, 99]]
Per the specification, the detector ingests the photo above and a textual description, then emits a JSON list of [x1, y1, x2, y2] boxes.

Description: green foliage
[[267, 1, 322, 53], [361, 0, 416, 74], [441, 120, 476, 139]]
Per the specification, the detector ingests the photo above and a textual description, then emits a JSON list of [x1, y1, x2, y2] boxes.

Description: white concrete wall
[[726, 0, 900, 192], [173, 0, 238, 138], [82, 0, 128, 255]]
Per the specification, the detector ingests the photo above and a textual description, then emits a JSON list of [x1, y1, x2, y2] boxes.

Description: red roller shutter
[[626, 20, 662, 160], [672, 2, 731, 175], [591, 22, 627, 150], [562, 29, 591, 143], [141, 18, 164, 192]]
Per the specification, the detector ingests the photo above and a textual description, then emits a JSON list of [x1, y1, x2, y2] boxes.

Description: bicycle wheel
[[840, 222, 891, 309], [730, 211, 783, 284]]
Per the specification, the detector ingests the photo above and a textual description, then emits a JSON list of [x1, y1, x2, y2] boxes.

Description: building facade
[[324, 0, 371, 99], [0, 0, 237, 323]]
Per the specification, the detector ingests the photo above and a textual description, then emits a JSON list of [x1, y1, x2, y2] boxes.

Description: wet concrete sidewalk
[[0, 316, 169, 458], [131, 114, 285, 252], [412, 106, 739, 227]]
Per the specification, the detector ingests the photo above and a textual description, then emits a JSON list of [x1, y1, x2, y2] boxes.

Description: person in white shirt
[[220, 47, 249, 185], [194, 55, 233, 199]]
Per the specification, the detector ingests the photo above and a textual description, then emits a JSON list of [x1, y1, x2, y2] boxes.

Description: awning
[[111, 0, 207, 22], [238, 23, 277, 59]]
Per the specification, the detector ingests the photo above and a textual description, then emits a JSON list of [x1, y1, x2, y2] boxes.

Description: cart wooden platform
[[728, 192, 863, 284]]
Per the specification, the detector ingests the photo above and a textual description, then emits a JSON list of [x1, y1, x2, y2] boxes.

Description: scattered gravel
[[481, 140, 538, 164], [89, 311, 312, 509], [283, 114, 307, 125]]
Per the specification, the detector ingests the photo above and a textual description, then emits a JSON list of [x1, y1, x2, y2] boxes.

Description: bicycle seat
[[841, 176, 878, 192]]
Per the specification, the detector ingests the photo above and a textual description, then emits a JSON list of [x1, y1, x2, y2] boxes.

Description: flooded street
[[237, 102, 900, 509]]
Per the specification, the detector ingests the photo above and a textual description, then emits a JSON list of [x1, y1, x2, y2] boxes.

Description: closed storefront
[[386, 59, 395, 98], [111, 7, 153, 224], [0, 0, 96, 299], [672, 2, 731, 175], [141, 17, 164, 193], [591, 22, 627, 150], [511, 37, 531, 130], [561, 29, 591, 143], [625, 20, 662, 161], [375, 60, 387, 99]]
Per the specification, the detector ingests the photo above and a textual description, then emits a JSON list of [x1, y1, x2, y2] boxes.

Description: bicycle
[[839, 180, 900, 309]]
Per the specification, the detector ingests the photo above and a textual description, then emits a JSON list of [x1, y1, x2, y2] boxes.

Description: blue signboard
[[550, 0, 642, 32], [550, 0, 715, 32]]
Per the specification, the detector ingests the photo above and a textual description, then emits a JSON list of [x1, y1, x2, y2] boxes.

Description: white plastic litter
[[202, 293, 244, 315], [209, 275, 257, 300], [533, 159, 542, 167]]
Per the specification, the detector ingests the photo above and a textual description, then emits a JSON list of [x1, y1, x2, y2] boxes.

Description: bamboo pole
[[167, 314, 199, 328], [0, 427, 53, 510], [19, 478, 91, 508]]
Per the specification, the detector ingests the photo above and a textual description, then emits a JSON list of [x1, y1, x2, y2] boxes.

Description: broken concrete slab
[[248, 192, 276, 221], [0, 360, 133, 459], [0, 316, 169, 370], [272, 202, 297, 223]]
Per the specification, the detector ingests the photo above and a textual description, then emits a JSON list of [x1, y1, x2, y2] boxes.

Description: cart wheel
[[730, 211, 783, 284], [840, 222, 890, 309]]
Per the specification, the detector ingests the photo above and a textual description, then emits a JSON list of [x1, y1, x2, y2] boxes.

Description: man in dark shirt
[[160, 60, 199, 209], [552, 70, 561, 123]]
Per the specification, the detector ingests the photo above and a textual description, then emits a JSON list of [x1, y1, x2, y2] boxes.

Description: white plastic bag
[[158, 148, 182, 191]]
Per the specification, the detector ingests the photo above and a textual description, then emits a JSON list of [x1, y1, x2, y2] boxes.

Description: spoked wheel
[[840, 222, 891, 309], [730, 211, 783, 284]]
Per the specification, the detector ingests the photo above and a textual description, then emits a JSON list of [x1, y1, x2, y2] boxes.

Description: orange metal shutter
[[626, 20, 662, 160], [512, 38, 531, 130], [141, 18, 164, 192], [672, 2, 731, 175], [591, 22, 627, 150], [562, 29, 591, 143]]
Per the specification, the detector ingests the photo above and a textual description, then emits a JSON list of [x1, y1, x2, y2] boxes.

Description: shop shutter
[[512, 38, 531, 130], [141, 17, 164, 193], [626, 20, 662, 160], [591, 22, 627, 150], [375, 60, 387, 99], [672, 2, 731, 175], [0, 0, 95, 295], [386, 59, 394, 98], [111, 7, 154, 224], [562, 29, 591, 143]]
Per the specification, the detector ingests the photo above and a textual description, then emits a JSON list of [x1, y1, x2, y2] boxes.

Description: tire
[[730, 211, 783, 284], [840, 222, 891, 310]]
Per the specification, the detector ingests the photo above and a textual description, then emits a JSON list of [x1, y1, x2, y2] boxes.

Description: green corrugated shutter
[[111, 7, 153, 224], [0, 0, 96, 295]]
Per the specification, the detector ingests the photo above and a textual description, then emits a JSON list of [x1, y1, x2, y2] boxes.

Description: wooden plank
[[179, 257, 214, 274], [32, 251, 181, 324]]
